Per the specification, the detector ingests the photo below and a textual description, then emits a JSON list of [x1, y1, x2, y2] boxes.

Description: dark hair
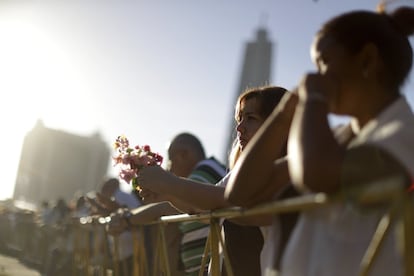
[[318, 6, 414, 90], [235, 86, 288, 123], [170, 132, 206, 159], [101, 177, 120, 195]]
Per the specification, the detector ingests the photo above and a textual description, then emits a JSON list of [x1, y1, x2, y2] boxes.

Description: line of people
[[103, 4, 414, 276]]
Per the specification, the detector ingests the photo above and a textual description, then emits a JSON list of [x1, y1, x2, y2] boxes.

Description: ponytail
[[391, 7, 414, 36], [376, 2, 414, 36]]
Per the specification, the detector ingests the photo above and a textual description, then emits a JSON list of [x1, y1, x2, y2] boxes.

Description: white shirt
[[280, 96, 414, 276]]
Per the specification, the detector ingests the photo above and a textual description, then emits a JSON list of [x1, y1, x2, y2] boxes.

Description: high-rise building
[[223, 27, 273, 163], [13, 120, 111, 206]]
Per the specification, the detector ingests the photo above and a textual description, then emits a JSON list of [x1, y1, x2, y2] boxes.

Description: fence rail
[[0, 176, 411, 276]]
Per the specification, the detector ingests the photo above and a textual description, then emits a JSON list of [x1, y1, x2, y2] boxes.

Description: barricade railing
[[70, 175, 413, 276]]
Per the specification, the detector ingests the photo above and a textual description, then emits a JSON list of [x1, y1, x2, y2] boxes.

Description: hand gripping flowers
[[113, 135, 163, 190]]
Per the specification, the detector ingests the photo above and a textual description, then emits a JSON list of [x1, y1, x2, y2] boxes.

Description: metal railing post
[[209, 218, 221, 276], [403, 193, 414, 276], [113, 236, 120, 276]]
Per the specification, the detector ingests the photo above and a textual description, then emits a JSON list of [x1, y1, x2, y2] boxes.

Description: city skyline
[[0, 0, 413, 200]]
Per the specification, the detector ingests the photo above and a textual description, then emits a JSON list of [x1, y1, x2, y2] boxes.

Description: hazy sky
[[0, 0, 413, 200]]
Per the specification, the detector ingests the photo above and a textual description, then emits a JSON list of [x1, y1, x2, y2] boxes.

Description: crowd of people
[[1, 4, 414, 276], [0, 178, 155, 275], [0, 195, 91, 275]]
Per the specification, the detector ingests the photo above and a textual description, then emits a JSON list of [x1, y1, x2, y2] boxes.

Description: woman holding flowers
[[135, 85, 296, 275], [136, 86, 291, 211]]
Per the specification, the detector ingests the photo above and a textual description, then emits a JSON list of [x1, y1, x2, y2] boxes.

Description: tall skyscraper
[[13, 120, 111, 206], [223, 27, 273, 163]]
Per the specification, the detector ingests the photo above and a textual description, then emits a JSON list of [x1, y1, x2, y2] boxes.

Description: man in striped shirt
[[166, 133, 227, 275], [178, 157, 226, 275]]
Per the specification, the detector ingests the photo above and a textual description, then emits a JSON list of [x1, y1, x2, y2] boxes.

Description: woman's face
[[311, 34, 366, 115], [236, 97, 265, 151]]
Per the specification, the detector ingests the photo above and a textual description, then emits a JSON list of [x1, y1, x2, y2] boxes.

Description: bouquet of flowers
[[113, 135, 163, 190]]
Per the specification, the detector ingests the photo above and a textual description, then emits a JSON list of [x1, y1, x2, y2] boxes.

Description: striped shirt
[[179, 157, 227, 275]]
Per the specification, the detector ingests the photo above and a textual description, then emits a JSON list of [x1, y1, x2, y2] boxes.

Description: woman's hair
[[318, 6, 414, 91], [228, 85, 288, 169]]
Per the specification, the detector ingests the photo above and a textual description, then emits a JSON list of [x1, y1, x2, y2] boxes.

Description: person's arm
[[227, 183, 299, 227], [137, 166, 230, 210], [225, 93, 297, 207], [86, 194, 119, 216], [106, 201, 181, 236], [166, 196, 206, 214], [288, 74, 345, 194], [129, 201, 181, 223], [139, 188, 206, 214]]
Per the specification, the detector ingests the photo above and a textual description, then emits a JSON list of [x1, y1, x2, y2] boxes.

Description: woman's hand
[[138, 187, 168, 204], [297, 72, 339, 109], [136, 165, 175, 194]]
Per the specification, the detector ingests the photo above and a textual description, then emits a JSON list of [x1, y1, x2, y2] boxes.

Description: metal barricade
[[70, 176, 413, 276]]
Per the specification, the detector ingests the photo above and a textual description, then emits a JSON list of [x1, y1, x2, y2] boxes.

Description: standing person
[[228, 4, 414, 276], [136, 86, 289, 275], [100, 177, 141, 276], [108, 133, 227, 276]]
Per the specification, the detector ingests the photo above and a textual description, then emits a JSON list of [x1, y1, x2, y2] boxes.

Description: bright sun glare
[[0, 16, 82, 200]]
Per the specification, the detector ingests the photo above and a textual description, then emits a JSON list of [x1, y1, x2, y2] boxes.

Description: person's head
[[229, 85, 288, 168], [76, 196, 87, 209], [311, 6, 414, 115], [41, 200, 49, 209], [167, 132, 206, 177], [101, 178, 120, 198]]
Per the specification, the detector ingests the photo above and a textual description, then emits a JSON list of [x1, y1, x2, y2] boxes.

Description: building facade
[[13, 120, 111, 206], [224, 27, 273, 162]]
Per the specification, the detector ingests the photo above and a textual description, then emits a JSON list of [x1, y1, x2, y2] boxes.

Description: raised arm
[[288, 74, 345, 194], [225, 93, 297, 207]]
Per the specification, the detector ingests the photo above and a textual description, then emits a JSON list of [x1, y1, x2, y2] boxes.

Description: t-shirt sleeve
[[215, 172, 232, 188], [340, 144, 410, 191]]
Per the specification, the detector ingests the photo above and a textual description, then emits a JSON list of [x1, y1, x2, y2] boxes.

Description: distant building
[[13, 120, 111, 206], [223, 27, 273, 162]]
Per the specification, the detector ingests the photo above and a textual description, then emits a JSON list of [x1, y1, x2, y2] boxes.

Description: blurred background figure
[[99, 177, 141, 276]]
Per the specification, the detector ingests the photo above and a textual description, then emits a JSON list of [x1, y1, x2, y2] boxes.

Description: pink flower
[[134, 155, 153, 167], [119, 169, 137, 184], [112, 135, 163, 189]]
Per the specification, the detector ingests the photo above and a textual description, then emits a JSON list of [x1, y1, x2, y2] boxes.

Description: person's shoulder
[[189, 156, 228, 183], [114, 188, 141, 207]]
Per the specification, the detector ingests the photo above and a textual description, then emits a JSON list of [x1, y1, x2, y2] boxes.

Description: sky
[[0, 0, 413, 201]]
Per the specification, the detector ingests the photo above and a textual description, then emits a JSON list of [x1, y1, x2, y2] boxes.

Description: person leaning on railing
[[136, 86, 296, 276], [225, 92, 299, 275], [227, 3, 414, 276]]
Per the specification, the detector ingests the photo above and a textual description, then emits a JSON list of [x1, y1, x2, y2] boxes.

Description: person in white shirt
[[226, 4, 414, 276]]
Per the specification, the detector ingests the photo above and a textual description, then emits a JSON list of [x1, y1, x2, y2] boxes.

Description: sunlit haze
[[0, 0, 413, 200]]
